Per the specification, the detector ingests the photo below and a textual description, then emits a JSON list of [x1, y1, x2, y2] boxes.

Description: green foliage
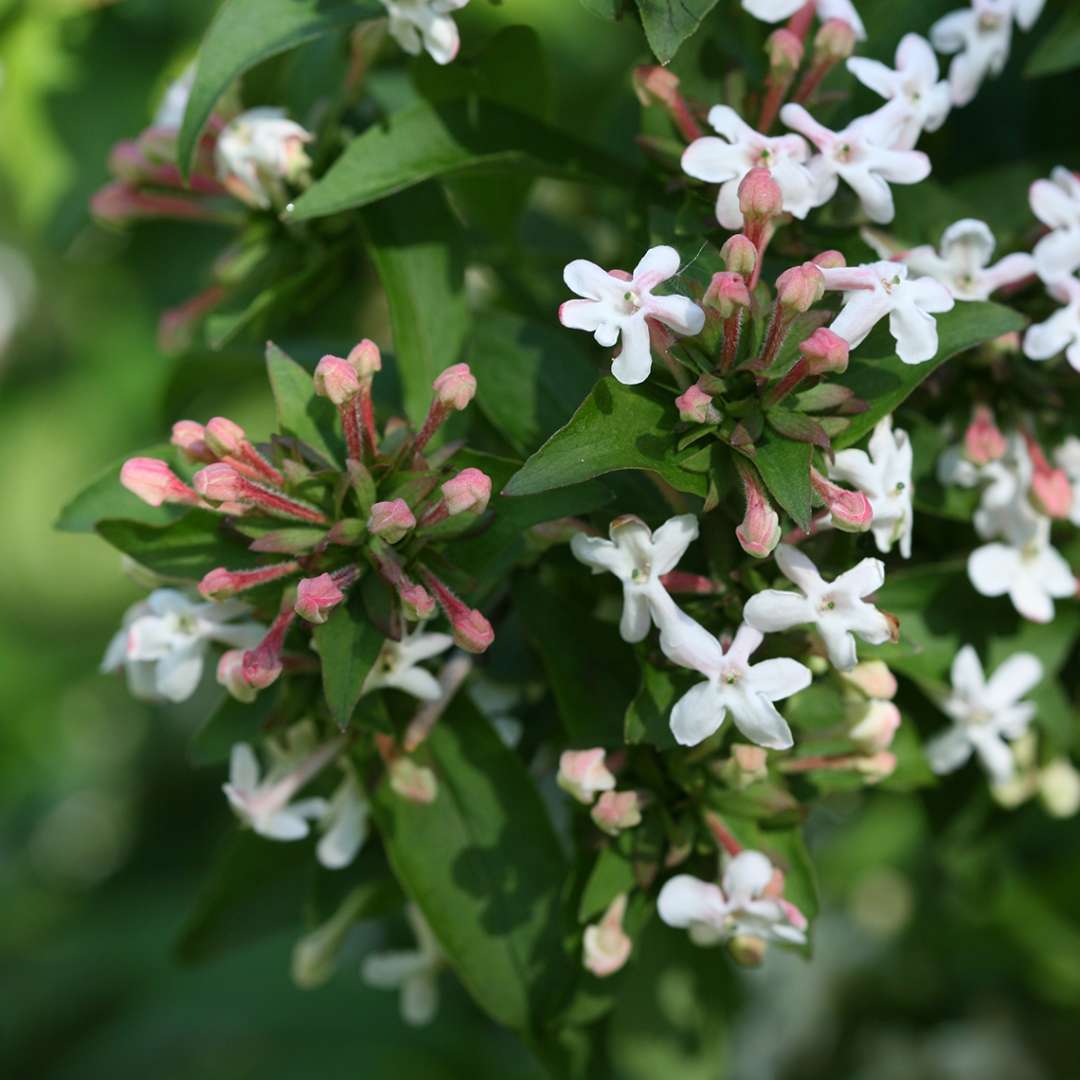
[[635, 0, 722, 64], [1025, 5, 1080, 78], [266, 342, 344, 467]]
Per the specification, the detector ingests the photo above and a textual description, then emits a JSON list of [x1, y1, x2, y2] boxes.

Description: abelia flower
[[1054, 436, 1080, 526], [559, 247, 705, 385], [214, 107, 313, 209], [294, 573, 346, 625], [361, 629, 455, 702], [361, 905, 444, 1026], [741, 0, 805, 21], [968, 515, 1075, 623], [316, 766, 369, 870], [658, 850, 807, 948], [892, 219, 1035, 301], [380, 0, 469, 66], [847, 34, 951, 151], [926, 645, 1042, 784], [557, 749, 616, 805], [583, 895, 633, 978], [820, 260, 955, 364], [591, 790, 643, 836], [1023, 274, 1080, 372], [1029, 166, 1080, 282], [930, 0, 1014, 107], [780, 104, 931, 224], [570, 514, 699, 642], [817, 0, 866, 39], [681, 107, 815, 230], [743, 544, 895, 672], [829, 416, 915, 557], [368, 498, 416, 543], [667, 623, 812, 749], [102, 588, 265, 703]]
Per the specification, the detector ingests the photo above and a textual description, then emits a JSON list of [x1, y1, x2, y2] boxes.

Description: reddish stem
[[704, 811, 743, 856], [340, 400, 363, 462], [786, 1, 817, 42]]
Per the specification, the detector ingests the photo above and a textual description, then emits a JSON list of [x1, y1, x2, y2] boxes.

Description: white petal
[[967, 543, 1018, 598], [728, 687, 795, 750], [681, 136, 744, 184], [984, 653, 1043, 710], [610, 315, 652, 385], [230, 742, 261, 791], [648, 294, 706, 338], [818, 621, 859, 671], [657, 874, 726, 928], [389, 666, 443, 702], [633, 245, 680, 288], [834, 557, 885, 599], [362, 950, 431, 989], [969, 728, 1016, 784], [1033, 227, 1080, 283], [559, 298, 604, 333], [570, 533, 633, 579], [401, 973, 439, 1025], [774, 543, 826, 595], [620, 588, 652, 644], [650, 514, 699, 575], [564, 258, 617, 301], [155, 644, 205, 703], [847, 57, 897, 100], [951, 645, 986, 701], [747, 657, 813, 702], [889, 300, 940, 365], [722, 850, 774, 903], [925, 726, 973, 775], [670, 680, 728, 747], [743, 590, 815, 633]]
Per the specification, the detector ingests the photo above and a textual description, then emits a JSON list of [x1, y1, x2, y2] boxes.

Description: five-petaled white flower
[[667, 623, 812, 750], [214, 107, 313, 209], [926, 644, 1042, 784], [558, 247, 705, 385], [681, 106, 815, 230], [102, 588, 264, 703], [743, 544, 895, 672], [820, 260, 955, 364], [361, 628, 455, 701], [1054, 436, 1080, 527], [1024, 274, 1080, 373], [930, 0, 1014, 108], [780, 103, 931, 224], [658, 850, 808, 947], [740, 0, 805, 22], [1029, 166, 1080, 283], [891, 219, 1035, 301], [848, 34, 951, 151], [968, 514, 1075, 623], [380, 0, 469, 66], [362, 904, 444, 1026], [316, 765, 370, 870], [570, 514, 699, 642], [830, 416, 915, 558]]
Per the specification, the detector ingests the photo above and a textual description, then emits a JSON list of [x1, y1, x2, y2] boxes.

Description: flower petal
[[747, 657, 813, 702], [657, 874, 726, 928], [925, 726, 973, 775], [670, 680, 727, 747], [610, 314, 652, 385], [650, 514, 700, 575], [729, 687, 795, 750], [743, 590, 815, 633], [983, 653, 1043, 710]]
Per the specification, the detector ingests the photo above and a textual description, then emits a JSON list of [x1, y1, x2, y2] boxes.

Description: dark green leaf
[[266, 341, 343, 466], [635, 0, 721, 64], [313, 594, 385, 729], [189, 686, 280, 767], [624, 662, 685, 749], [765, 408, 831, 450], [578, 846, 638, 923], [744, 432, 813, 530], [1026, 6, 1080, 78]]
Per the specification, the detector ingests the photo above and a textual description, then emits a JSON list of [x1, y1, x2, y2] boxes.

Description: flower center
[[818, 594, 838, 614], [620, 289, 642, 315]]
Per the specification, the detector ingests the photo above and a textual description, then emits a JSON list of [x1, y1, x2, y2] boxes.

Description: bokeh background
[[3, 1, 1079, 1077]]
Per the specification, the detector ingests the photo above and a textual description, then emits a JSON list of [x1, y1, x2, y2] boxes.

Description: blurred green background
[[3, 1, 1080, 1077]]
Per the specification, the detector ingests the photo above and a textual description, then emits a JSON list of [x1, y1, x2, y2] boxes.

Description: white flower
[[361, 628, 454, 701], [817, 0, 866, 39], [848, 34, 951, 151], [892, 219, 1035, 301], [316, 766, 369, 870], [743, 545, 894, 672], [658, 850, 807, 947], [820, 260, 955, 364], [102, 588, 264, 703], [362, 904, 443, 1025], [930, 0, 1013, 108], [1054, 436, 1080, 526], [559, 247, 705, 385], [583, 894, 633, 977], [926, 644, 1042, 784], [570, 514, 698, 642], [740, 0, 805, 22], [667, 624, 811, 750], [968, 515, 1075, 623], [380, 0, 468, 66], [681, 106, 815, 229], [780, 103, 931, 224], [1029, 166, 1080, 283], [830, 416, 915, 557], [1024, 274, 1080, 372], [214, 107, 313, 209]]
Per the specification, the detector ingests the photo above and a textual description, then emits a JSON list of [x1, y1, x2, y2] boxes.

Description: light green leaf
[[635, 0, 721, 64], [1025, 6, 1080, 78], [266, 341, 343, 467], [579, 846, 637, 923], [313, 595, 385, 729], [624, 662, 685, 749]]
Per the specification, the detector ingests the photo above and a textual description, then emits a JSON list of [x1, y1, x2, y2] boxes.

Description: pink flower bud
[[632, 65, 681, 109], [590, 790, 643, 836], [346, 338, 382, 380], [441, 468, 492, 516], [736, 463, 781, 559], [295, 573, 345, 624], [812, 249, 846, 269], [675, 384, 720, 424], [738, 167, 783, 223], [120, 457, 200, 507], [583, 895, 632, 978], [849, 700, 901, 753], [204, 417, 247, 458], [799, 326, 849, 374], [766, 28, 804, 74], [703, 271, 752, 318], [217, 649, 257, 703], [171, 420, 215, 464], [854, 751, 897, 783], [842, 660, 898, 700], [558, 748, 616, 805], [1032, 467, 1073, 519], [199, 567, 237, 600], [964, 405, 1006, 464], [243, 646, 284, 691], [432, 363, 477, 411], [776, 262, 825, 312], [810, 469, 873, 532], [193, 462, 246, 503], [720, 742, 771, 790], [400, 582, 436, 621], [368, 498, 416, 543], [388, 758, 438, 804], [814, 18, 856, 63], [451, 608, 495, 654], [313, 355, 361, 405], [721, 234, 758, 277]]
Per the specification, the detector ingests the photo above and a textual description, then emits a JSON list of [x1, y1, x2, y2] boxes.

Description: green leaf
[[288, 100, 629, 222], [579, 0, 626, 18], [624, 662, 685, 749], [177, 0, 381, 174], [504, 377, 708, 499], [765, 408, 831, 450], [312, 595, 385, 729], [578, 846, 638, 923], [189, 686, 279, 767], [744, 432, 813, 530], [265, 341, 343, 466], [834, 302, 1026, 450], [361, 184, 469, 426], [635, 0, 721, 64], [371, 696, 574, 1032], [1026, 6, 1080, 78]]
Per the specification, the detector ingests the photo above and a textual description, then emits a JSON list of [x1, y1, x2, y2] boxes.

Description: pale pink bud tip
[[217, 649, 257, 703], [193, 462, 246, 503], [400, 583, 436, 621], [347, 338, 382, 379], [199, 567, 237, 599], [313, 355, 361, 405], [242, 647, 283, 691], [295, 573, 345, 624], [204, 416, 247, 458], [856, 751, 898, 783], [799, 326, 849, 373], [849, 700, 902, 754], [441, 468, 492, 516], [171, 420, 213, 463], [633, 65, 681, 109], [452, 608, 495, 654], [703, 271, 752, 317], [814, 18, 856, 62], [590, 790, 643, 836], [721, 234, 757, 277], [432, 363, 477, 411], [843, 660, 897, 700], [812, 249, 846, 270], [557, 748, 616, 805], [776, 262, 826, 312], [368, 498, 416, 543], [1032, 469, 1074, 519], [676, 385, 719, 425], [121, 457, 197, 507], [964, 405, 1006, 465], [583, 895, 632, 978], [389, 758, 439, 804], [737, 464, 781, 559], [811, 469, 873, 532], [766, 28, 804, 73], [738, 167, 783, 222]]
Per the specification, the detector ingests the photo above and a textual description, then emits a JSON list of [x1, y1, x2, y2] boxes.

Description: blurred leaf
[[625, 662, 684, 749], [579, 0, 626, 18], [1025, 6, 1080, 78], [313, 594, 385, 729], [178, 0, 381, 173], [96, 511, 252, 579], [372, 696, 574, 1032], [504, 377, 708, 498], [635, 0, 721, 64], [362, 184, 469, 425], [266, 341, 343, 466], [190, 685, 280, 767], [742, 432, 813, 530], [579, 846, 637, 922]]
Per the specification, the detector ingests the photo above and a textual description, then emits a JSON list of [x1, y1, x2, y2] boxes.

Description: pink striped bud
[[242, 609, 295, 691], [721, 234, 758, 277], [313, 355, 361, 405], [217, 649, 257, 703], [776, 262, 825, 312], [198, 561, 301, 599], [738, 167, 783, 223], [590, 790, 643, 837], [295, 573, 345, 624], [632, 65, 682, 110], [441, 468, 491, 516], [766, 28, 804, 75], [799, 326, 849, 374], [400, 582, 436, 621], [810, 468, 873, 532], [583, 895, 632, 978], [193, 462, 246, 503], [171, 420, 215, 464], [368, 498, 416, 543], [421, 568, 494, 652], [736, 462, 781, 559], [121, 457, 201, 507], [814, 18, 856, 63], [432, 363, 476, 411], [204, 417, 247, 458], [703, 271, 752, 318], [675, 384, 720, 424], [964, 405, 1006, 464], [346, 338, 382, 380]]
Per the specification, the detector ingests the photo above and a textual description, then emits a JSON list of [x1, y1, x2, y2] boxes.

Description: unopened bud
[[451, 608, 494, 653], [193, 462, 246, 503], [964, 405, 1006, 464], [313, 355, 361, 405], [854, 751, 897, 783], [799, 326, 849, 373], [367, 499, 416, 543], [842, 660, 897, 700], [121, 457, 200, 507], [720, 743, 770, 789], [766, 28, 804, 75], [814, 18, 856, 63], [703, 271, 752, 318], [776, 262, 825, 312], [346, 338, 382, 380], [848, 700, 901, 753], [632, 65, 681, 109], [736, 462, 782, 559], [295, 573, 345, 624], [432, 362, 476, 411], [812, 249, 846, 269], [441, 468, 491, 516], [675, 384, 720, 424], [400, 582, 436, 621], [810, 469, 873, 532], [583, 895, 632, 978], [557, 748, 616, 805], [217, 649, 257, 703], [1031, 466, 1073, 519], [590, 790, 643, 836], [721, 234, 757, 277], [171, 420, 214, 464], [1039, 759, 1080, 818], [729, 934, 768, 967], [738, 167, 783, 223], [204, 416, 247, 458], [389, 757, 438, 804]]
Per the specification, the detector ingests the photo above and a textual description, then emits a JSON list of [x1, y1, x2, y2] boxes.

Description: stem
[[764, 357, 808, 407], [238, 478, 330, 525], [754, 306, 792, 371], [782, 510, 832, 545], [721, 310, 744, 371], [340, 400, 363, 462], [704, 811, 743, 856], [403, 654, 473, 752], [786, 1, 817, 42], [792, 61, 832, 105], [357, 386, 378, 458], [757, 79, 788, 133], [412, 402, 447, 459]]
